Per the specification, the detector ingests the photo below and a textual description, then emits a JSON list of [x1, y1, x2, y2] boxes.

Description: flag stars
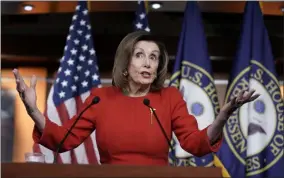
[[67, 59, 75, 65], [145, 27, 150, 32], [77, 30, 83, 35], [88, 59, 93, 65], [72, 15, 77, 21], [79, 55, 85, 61], [85, 70, 90, 77], [74, 75, 79, 81], [80, 20, 86, 26], [61, 80, 68, 87], [59, 57, 64, 63], [140, 13, 145, 19], [59, 91, 66, 98], [54, 4, 102, 102], [71, 85, 77, 92], [82, 44, 88, 51], [85, 34, 91, 40], [81, 80, 88, 87], [89, 48, 95, 55], [83, 9, 88, 15], [135, 1, 150, 33], [77, 65, 82, 71], [64, 69, 71, 76], [92, 74, 99, 81], [70, 48, 77, 55], [136, 22, 143, 29], [74, 39, 80, 45]]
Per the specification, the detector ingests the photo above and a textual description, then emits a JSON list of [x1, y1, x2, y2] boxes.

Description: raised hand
[[12, 69, 38, 114], [222, 89, 260, 116], [206, 89, 260, 144]]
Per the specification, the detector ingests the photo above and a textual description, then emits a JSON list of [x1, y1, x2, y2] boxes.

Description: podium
[[2, 163, 222, 178]]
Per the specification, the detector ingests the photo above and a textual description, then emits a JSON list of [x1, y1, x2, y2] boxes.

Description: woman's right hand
[[12, 69, 38, 114]]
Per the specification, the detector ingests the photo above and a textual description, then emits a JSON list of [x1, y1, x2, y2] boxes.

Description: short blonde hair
[[112, 31, 169, 92]]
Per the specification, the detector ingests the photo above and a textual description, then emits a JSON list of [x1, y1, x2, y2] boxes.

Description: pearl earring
[[122, 70, 128, 77]]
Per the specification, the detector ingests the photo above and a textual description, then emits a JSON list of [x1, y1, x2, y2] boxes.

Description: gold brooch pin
[[150, 108, 156, 125]]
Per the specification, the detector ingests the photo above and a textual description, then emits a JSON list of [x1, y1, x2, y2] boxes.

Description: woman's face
[[127, 40, 160, 86]]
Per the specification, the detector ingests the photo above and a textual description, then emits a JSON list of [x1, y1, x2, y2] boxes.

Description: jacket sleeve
[[169, 87, 223, 157], [32, 92, 98, 153]]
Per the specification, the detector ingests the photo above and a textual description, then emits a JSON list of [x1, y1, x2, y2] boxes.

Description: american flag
[[33, 1, 101, 164], [134, 0, 150, 32]]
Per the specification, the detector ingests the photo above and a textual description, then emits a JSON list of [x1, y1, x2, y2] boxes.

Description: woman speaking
[[12, 31, 259, 165]]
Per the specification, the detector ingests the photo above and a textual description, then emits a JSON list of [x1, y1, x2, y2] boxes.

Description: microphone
[[53, 96, 100, 163], [143, 98, 177, 166]]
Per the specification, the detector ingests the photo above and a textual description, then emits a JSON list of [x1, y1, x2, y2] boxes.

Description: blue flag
[[134, 0, 150, 32], [215, 2, 284, 178], [169, 1, 220, 167]]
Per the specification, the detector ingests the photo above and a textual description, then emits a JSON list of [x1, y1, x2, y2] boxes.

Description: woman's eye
[[136, 52, 143, 58], [150, 55, 157, 60]]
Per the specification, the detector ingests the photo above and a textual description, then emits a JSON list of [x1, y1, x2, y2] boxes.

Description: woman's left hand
[[221, 89, 260, 118], [207, 89, 260, 144]]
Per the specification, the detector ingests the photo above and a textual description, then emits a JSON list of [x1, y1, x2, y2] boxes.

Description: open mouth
[[141, 71, 151, 78]]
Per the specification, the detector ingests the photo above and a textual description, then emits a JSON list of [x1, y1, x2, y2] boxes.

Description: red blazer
[[33, 86, 223, 165]]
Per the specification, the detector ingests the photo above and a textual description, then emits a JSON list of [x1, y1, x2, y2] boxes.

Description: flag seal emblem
[[170, 61, 220, 166], [224, 60, 283, 176]]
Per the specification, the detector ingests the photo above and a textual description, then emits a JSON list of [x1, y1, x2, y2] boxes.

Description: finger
[[17, 81, 26, 93], [12, 69, 21, 84], [12, 69, 27, 93], [238, 89, 246, 98], [239, 88, 256, 103], [239, 89, 257, 103], [248, 94, 260, 102], [30, 75, 37, 89], [230, 96, 237, 105], [246, 89, 256, 98], [12, 69, 19, 79], [12, 69, 24, 82], [18, 73, 28, 89], [236, 90, 246, 102], [15, 77, 24, 92], [241, 90, 254, 102]]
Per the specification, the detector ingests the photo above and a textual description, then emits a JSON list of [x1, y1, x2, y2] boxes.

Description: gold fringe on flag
[[87, 0, 91, 11], [144, 0, 149, 14]]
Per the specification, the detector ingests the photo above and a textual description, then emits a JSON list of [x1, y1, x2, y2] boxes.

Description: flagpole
[[87, 0, 91, 11], [144, 0, 149, 14], [259, 1, 263, 12]]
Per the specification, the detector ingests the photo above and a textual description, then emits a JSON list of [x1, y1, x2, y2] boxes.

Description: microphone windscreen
[[143, 98, 150, 106], [92, 96, 100, 104]]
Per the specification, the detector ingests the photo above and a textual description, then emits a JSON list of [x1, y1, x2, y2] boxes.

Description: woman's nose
[[143, 57, 151, 67]]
